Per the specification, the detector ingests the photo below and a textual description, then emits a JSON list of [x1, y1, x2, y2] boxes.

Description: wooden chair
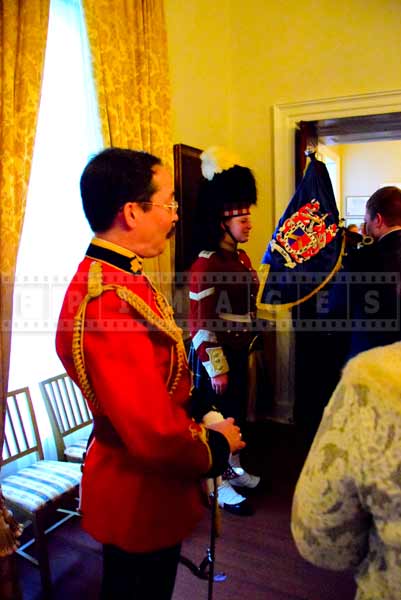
[[39, 373, 93, 463], [1, 387, 82, 598]]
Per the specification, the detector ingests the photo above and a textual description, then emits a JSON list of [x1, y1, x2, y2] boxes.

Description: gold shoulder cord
[[72, 262, 187, 410]]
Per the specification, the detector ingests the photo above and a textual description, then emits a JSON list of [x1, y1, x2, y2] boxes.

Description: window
[[8, 0, 102, 453]]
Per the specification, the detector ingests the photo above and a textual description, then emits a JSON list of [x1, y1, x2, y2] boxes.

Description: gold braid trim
[[115, 286, 181, 342], [115, 286, 187, 394], [256, 231, 347, 319], [189, 423, 212, 471], [72, 262, 188, 410], [72, 262, 103, 409]]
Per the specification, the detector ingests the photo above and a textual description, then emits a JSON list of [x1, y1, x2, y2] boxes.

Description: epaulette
[[198, 250, 216, 259]]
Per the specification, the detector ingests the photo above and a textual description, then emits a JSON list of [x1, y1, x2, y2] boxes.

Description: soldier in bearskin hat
[[188, 147, 261, 516]]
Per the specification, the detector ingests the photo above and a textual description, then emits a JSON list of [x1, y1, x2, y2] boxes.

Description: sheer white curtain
[[7, 0, 102, 463]]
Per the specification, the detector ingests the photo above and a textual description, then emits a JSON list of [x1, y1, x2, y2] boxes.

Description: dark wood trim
[[173, 143, 203, 275]]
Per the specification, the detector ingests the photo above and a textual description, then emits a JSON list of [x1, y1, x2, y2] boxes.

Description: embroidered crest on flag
[[271, 199, 338, 269], [257, 154, 345, 317]]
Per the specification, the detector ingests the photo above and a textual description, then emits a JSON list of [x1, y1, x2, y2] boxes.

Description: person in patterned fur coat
[[292, 341, 401, 600]]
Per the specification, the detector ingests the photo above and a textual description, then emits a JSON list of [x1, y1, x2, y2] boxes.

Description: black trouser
[[101, 542, 182, 600]]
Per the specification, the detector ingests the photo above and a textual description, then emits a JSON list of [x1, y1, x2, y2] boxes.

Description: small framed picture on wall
[[345, 196, 369, 216]]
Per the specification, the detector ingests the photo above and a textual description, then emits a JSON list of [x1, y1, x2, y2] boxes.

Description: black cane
[[178, 477, 226, 593], [207, 477, 218, 600]]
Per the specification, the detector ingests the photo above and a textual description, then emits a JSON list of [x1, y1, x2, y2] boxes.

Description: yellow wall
[[165, 0, 401, 266], [165, 0, 232, 149]]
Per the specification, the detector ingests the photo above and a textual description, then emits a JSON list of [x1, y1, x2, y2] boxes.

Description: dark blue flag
[[257, 154, 345, 319]]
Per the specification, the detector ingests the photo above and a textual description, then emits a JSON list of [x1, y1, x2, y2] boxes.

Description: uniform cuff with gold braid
[[204, 347, 229, 377]]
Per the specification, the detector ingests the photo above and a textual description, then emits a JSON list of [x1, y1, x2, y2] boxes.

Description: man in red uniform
[[56, 148, 244, 599], [188, 147, 261, 516]]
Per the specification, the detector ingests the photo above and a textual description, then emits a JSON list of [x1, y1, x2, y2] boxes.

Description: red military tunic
[[189, 247, 259, 376], [188, 246, 259, 424], [56, 238, 221, 553]]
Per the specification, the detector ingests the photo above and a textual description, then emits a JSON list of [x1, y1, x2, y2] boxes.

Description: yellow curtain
[[0, 0, 49, 583], [83, 0, 174, 299]]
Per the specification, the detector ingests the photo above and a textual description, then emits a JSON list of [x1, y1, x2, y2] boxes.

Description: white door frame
[[272, 89, 401, 222], [269, 89, 401, 423]]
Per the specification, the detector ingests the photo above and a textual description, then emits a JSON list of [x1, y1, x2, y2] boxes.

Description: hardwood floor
[[18, 422, 356, 600]]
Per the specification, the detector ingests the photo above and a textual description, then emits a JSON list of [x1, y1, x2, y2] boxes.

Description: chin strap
[[221, 222, 239, 246]]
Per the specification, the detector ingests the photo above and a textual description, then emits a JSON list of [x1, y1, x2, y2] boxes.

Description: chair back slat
[[69, 379, 91, 423], [39, 374, 93, 460], [3, 427, 11, 459], [53, 378, 73, 431], [60, 377, 78, 428], [41, 374, 92, 435], [2, 387, 44, 465], [13, 394, 33, 450], [5, 400, 25, 455]]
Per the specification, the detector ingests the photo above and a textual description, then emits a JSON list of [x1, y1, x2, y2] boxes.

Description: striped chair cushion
[[2, 460, 82, 512], [64, 439, 88, 462]]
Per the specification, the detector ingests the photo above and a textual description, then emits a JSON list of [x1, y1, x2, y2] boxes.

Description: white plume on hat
[[200, 146, 243, 181]]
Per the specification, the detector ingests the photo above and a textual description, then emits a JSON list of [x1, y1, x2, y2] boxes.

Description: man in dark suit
[[335, 186, 401, 360]]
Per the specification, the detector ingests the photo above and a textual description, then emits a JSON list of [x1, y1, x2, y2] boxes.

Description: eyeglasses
[[142, 201, 179, 213]]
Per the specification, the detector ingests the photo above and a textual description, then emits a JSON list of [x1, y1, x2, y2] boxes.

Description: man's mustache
[[167, 225, 176, 239]]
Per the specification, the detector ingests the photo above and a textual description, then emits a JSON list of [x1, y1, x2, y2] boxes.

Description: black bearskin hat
[[198, 146, 257, 217]]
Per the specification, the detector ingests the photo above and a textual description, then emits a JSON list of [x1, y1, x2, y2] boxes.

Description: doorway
[[272, 89, 401, 221], [268, 89, 401, 420]]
